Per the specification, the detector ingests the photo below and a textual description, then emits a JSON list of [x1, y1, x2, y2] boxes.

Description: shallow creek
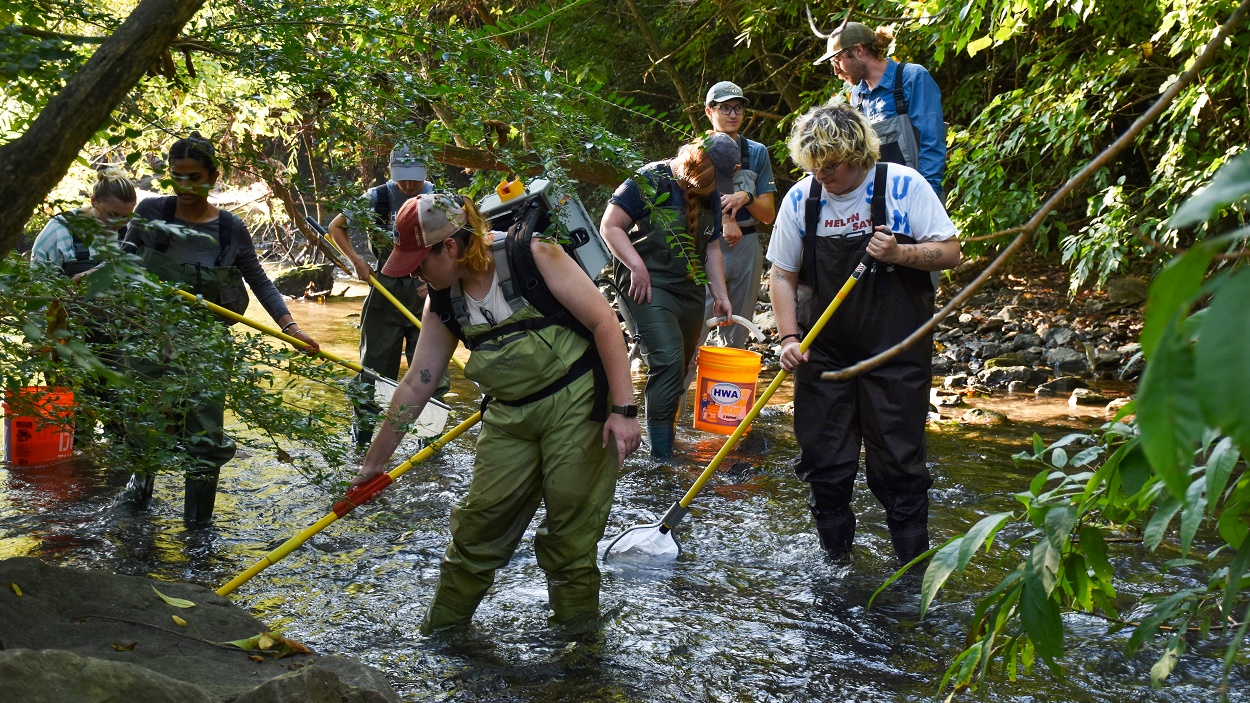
[[1, 294, 1246, 702]]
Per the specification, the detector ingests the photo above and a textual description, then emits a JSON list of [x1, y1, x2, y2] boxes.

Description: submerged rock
[[1070, 388, 1111, 406], [960, 408, 1008, 426], [270, 264, 334, 297], [1035, 376, 1088, 397]]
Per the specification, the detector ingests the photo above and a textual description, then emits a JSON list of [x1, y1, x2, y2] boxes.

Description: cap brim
[[391, 165, 428, 182], [380, 246, 431, 277], [814, 48, 836, 65], [715, 173, 736, 196]]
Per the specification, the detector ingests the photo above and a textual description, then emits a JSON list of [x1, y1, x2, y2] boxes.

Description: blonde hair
[[449, 197, 493, 276], [93, 166, 136, 204], [787, 103, 880, 174]]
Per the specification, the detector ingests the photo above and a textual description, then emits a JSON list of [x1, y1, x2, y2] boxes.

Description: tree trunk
[[621, 0, 702, 132], [0, 0, 207, 257], [714, 0, 803, 113]]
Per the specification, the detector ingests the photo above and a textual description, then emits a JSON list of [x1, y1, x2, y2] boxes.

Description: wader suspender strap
[[737, 135, 749, 171], [893, 62, 910, 115], [801, 163, 890, 294], [373, 185, 390, 229], [481, 346, 608, 421], [157, 196, 233, 264]]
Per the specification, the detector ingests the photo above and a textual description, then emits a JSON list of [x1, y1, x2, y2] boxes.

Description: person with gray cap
[[600, 134, 735, 460], [810, 18, 947, 199], [326, 143, 449, 445], [700, 80, 777, 350]]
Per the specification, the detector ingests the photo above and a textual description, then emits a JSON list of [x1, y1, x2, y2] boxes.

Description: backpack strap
[[892, 62, 910, 116], [871, 162, 889, 229], [800, 177, 823, 291], [372, 185, 391, 229], [214, 210, 238, 265]]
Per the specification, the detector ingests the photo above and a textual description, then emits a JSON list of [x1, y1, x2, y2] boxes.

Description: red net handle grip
[[332, 473, 393, 517]]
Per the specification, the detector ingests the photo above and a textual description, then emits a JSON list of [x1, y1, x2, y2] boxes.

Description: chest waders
[[422, 205, 616, 631], [135, 197, 251, 318], [796, 164, 936, 564], [861, 63, 922, 174]]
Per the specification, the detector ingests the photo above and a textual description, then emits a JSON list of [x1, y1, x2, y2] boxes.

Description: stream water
[[2, 294, 1246, 702]]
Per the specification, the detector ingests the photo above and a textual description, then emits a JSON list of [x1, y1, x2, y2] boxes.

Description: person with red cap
[[353, 193, 642, 633]]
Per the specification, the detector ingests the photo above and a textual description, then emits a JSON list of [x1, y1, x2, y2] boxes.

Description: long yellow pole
[[216, 411, 482, 596]]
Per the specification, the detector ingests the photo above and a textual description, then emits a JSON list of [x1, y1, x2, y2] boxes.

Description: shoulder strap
[[161, 196, 177, 222], [893, 62, 910, 115], [372, 185, 390, 229], [430, 287, 466, 343], [738, 135, 749, 171], [800, 178, 823, 289], [505, 218, 559, 318], [871, 162, 889, 229]]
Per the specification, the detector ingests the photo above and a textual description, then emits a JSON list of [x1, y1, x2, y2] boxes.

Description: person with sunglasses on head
[[353, 193, 642, 633], [767, 103, 959, 566], [326, 143, 450, 446], [814, 20, 947, 200], [120, 132, 320, 526], [30, 167, 136, 280], [699, 81, 778, 350], [600, 134, 737, 461]]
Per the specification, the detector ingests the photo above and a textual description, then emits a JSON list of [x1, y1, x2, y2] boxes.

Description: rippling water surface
[[2, 295, 1246, 702]]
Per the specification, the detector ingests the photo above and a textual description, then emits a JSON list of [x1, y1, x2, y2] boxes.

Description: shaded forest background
[[3, 0, 1244, 292]]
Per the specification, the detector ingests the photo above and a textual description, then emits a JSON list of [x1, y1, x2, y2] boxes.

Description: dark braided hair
[[168, 132, 217, 174]]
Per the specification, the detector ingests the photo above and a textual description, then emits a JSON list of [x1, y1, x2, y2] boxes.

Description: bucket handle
[[705, 315, 766, 342]]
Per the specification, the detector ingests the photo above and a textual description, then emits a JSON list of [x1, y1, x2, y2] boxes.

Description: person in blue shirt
[[814, 21, 947, 199]]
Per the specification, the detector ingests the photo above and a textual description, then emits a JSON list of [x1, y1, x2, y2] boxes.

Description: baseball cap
[[814, 21, 875, 64], [705, 81, 749, 106], [389, 143, 428, 182], [380, 194, 466, 277], [702, 132, 740, 195]]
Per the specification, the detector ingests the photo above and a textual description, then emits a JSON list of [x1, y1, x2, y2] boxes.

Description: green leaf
[[1138, 316, 1202, 498], [1216, 498, 1249, 548], [1140, 246, 1214, 358], [1019, 580, 1064, 670], [1179, 477, 1207, 556], [151, 584, 196, 609], [1150, 635, 1185, 687], [1032, 433, 1045, 456], [1195, 269, 1250, 457], [919, 537, 963, 620], [1169, 152, 1250, 228], [1026, 536, 1060, 597], [967, 35, 993, 56], [1144, 495, 1182, 551], [1205, 437, 1239, 512], [1079, 526, 1113, 581], [1222, 540, 1250, 622], [1051, 447, 1068, 468]]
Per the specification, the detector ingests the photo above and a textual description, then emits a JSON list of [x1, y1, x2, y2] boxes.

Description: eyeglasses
[[713, 103, 745, 116], [816, 161, 843, 177], [830, 44, 859, 63]]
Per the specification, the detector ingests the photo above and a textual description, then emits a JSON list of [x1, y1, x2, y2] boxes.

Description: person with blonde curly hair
[[354, 193, 641, 633], [768, 103, 959, 566], [30, 167, 136, 278]]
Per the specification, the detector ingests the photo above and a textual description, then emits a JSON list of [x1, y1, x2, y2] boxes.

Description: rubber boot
[[123, 473, 155, 507], [183, 470, 220, 526], [816, 513, 856, 563], [647, 420, 675, 461], [890, 524, 930, 566]]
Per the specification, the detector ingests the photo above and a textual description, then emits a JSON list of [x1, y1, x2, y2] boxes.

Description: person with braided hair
[[599, 134, 737, 460]]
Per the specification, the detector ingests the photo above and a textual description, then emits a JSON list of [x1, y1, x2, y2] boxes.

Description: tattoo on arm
[[420, 368, 432, 384]]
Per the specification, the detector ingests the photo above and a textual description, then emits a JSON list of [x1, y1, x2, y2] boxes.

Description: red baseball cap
[[381, 194, 467, 277]]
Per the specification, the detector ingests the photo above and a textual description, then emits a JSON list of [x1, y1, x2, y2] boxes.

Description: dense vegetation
[[2, 0, 1247, 698]]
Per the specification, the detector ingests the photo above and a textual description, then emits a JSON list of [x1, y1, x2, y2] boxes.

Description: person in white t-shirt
[[767, 102, 960, 565]]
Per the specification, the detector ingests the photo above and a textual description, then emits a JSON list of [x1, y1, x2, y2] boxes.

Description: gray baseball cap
[[815, 22, 875, 64], [702, 132, 740, 195], [389, 143, 428, 182], [705, 81, 749, 106]]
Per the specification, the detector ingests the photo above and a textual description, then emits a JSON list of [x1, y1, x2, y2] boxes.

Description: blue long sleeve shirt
[[851, 59, 947, 197]]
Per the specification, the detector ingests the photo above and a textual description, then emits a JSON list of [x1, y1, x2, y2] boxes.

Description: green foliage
[[0, 249, 354, 487], [908, 147, 1250, 699]]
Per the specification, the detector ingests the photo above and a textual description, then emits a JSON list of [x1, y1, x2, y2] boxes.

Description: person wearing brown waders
[[600, 135, 735, 460], [767, 104, 960, 565], [353, 194, 641, 632], [121, 134, 320, 526]]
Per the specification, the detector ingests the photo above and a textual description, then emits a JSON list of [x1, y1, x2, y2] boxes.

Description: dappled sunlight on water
[[1, 291, 1246, 701]]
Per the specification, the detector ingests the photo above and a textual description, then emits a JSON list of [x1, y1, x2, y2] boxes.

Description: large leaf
[[1043, 505, 1077, 550], [1222, 539, 1250, 623], [1205, 437, 1239, 512], [1169, 152, 1250, 228], [1144, 495, 1182, 551], [1079, 526, 1113, 581], [1140, 246, 1214, 359], [1195, 269, 1250, 457], [1179, 477, 1207, 557], [1019, 580, 1064, 671], [919, 538, 963, 620], [1026, 537, 1061, 597], [1138, 316, 1203, 499]]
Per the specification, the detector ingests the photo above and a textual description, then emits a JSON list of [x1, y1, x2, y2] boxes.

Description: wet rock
[[1009, 332, 1043, 351], [943, 373, 968, 389], [1007, 380, 1029, 394], [976, 318, 1006, 335], [974, 342, 1004, 359], [1107, 276, 1149, 305], [1093, 347, 1122, 372], [753, 310, 776, 335], [1046, 347, 1090, 374], [930, 389, 964, 407], [984, 353, 1029, 368], [1021, 346, 1045, 365], [977, 365, 1033, 387], [0, 649, 215, 703], [961, 408, 1008, 426], [957, 312, 974, 325], [1105, 397, 1133, 417], [1029, 369, 1052, 386], [1043, 327, 1076, 348], [270, 264, 334, 297], [1036, 376, 1087, 396], [1069, 388, 1111, 406], [233, 663, 393, 703]]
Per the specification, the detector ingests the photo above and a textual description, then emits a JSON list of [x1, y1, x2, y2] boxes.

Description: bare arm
[[354, 298, 459, 482], [745, 191, 777, 225], [865, 227, 961, 271], [769, 264, 807, 372], [704, 242, 732, 322], [327, 213, 375, 282], [533, 239, 642, 463], [600, 202, 651, 303]]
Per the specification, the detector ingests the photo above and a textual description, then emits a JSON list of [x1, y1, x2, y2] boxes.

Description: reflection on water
[[2, 293, 1246, 701]]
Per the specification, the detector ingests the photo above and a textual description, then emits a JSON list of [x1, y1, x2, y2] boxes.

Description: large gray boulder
[[0, 557, 399, 703], [0, 649, 215, 703], [1045, 347, 1090, 374], [270, 264, 334, 297]]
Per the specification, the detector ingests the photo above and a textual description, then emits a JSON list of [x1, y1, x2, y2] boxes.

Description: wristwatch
[[610, 404, 639, 418]]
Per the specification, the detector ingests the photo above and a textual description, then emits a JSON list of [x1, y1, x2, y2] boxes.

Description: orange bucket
[[3, 386, 75, 465], [692, 346, 762, 435]]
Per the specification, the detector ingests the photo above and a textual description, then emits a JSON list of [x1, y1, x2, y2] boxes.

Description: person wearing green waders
[[121, 133, 320, 526], [353, 194, 641, 632], [326, 143, 449, 446], [600, 134, 736, 461]]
